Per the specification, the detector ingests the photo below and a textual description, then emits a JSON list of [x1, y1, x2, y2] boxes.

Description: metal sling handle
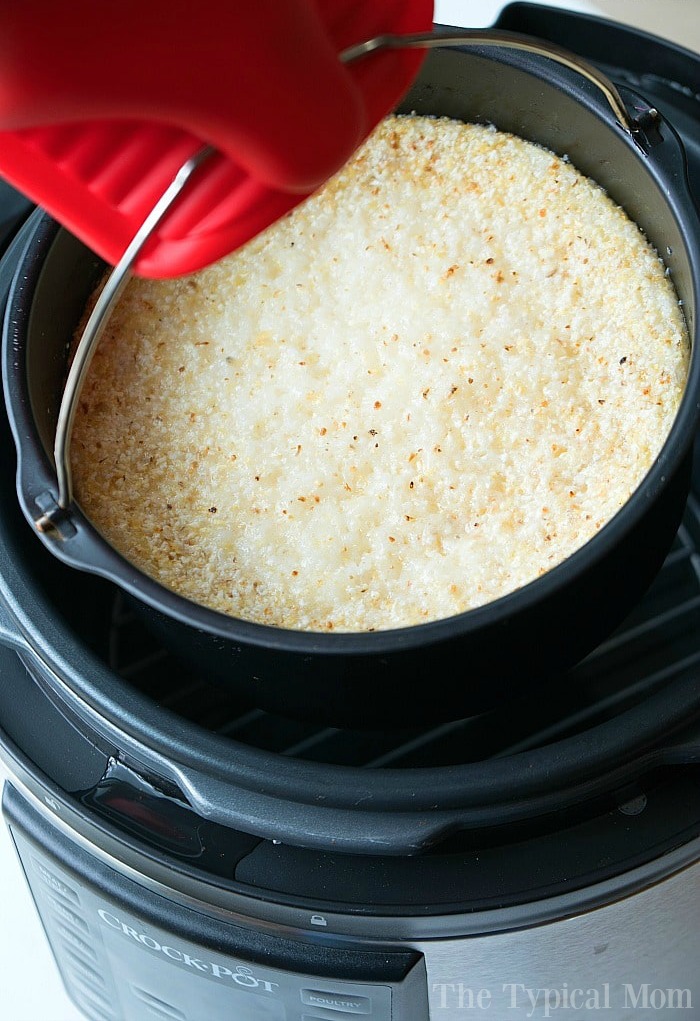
[[42, 29, 643, 528], [340, 29, 640, 136], [38, 144, 215, 530]]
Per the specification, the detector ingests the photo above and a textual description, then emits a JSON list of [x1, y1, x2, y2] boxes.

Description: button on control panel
[[302, 988, 372, 1013]]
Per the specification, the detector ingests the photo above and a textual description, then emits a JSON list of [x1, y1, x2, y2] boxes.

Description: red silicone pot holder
[[0, 0, 433, 277]]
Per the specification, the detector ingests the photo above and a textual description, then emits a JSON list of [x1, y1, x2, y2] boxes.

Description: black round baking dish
[[3, 35, 700, 728]]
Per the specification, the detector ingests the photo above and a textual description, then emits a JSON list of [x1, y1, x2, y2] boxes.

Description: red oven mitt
[[0, 0, 434, 276]]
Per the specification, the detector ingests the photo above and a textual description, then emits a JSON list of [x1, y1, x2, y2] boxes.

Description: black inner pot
[[5, 42, 700, 727]]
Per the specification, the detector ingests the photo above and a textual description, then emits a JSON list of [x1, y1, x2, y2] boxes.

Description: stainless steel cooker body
[[2, 760, 700, 1021]]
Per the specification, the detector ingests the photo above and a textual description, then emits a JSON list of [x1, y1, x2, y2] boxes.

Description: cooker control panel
[[3, 784, 430, 1021]]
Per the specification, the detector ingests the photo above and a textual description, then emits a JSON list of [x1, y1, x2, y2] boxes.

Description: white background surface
[[1, 3, 700, 1020]]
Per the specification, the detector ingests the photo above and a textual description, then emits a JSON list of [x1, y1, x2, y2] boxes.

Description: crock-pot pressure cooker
[[1, 5, 700, 1021]]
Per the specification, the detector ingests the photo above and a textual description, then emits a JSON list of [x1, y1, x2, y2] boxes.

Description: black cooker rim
[[2, 535, 699, 819]]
